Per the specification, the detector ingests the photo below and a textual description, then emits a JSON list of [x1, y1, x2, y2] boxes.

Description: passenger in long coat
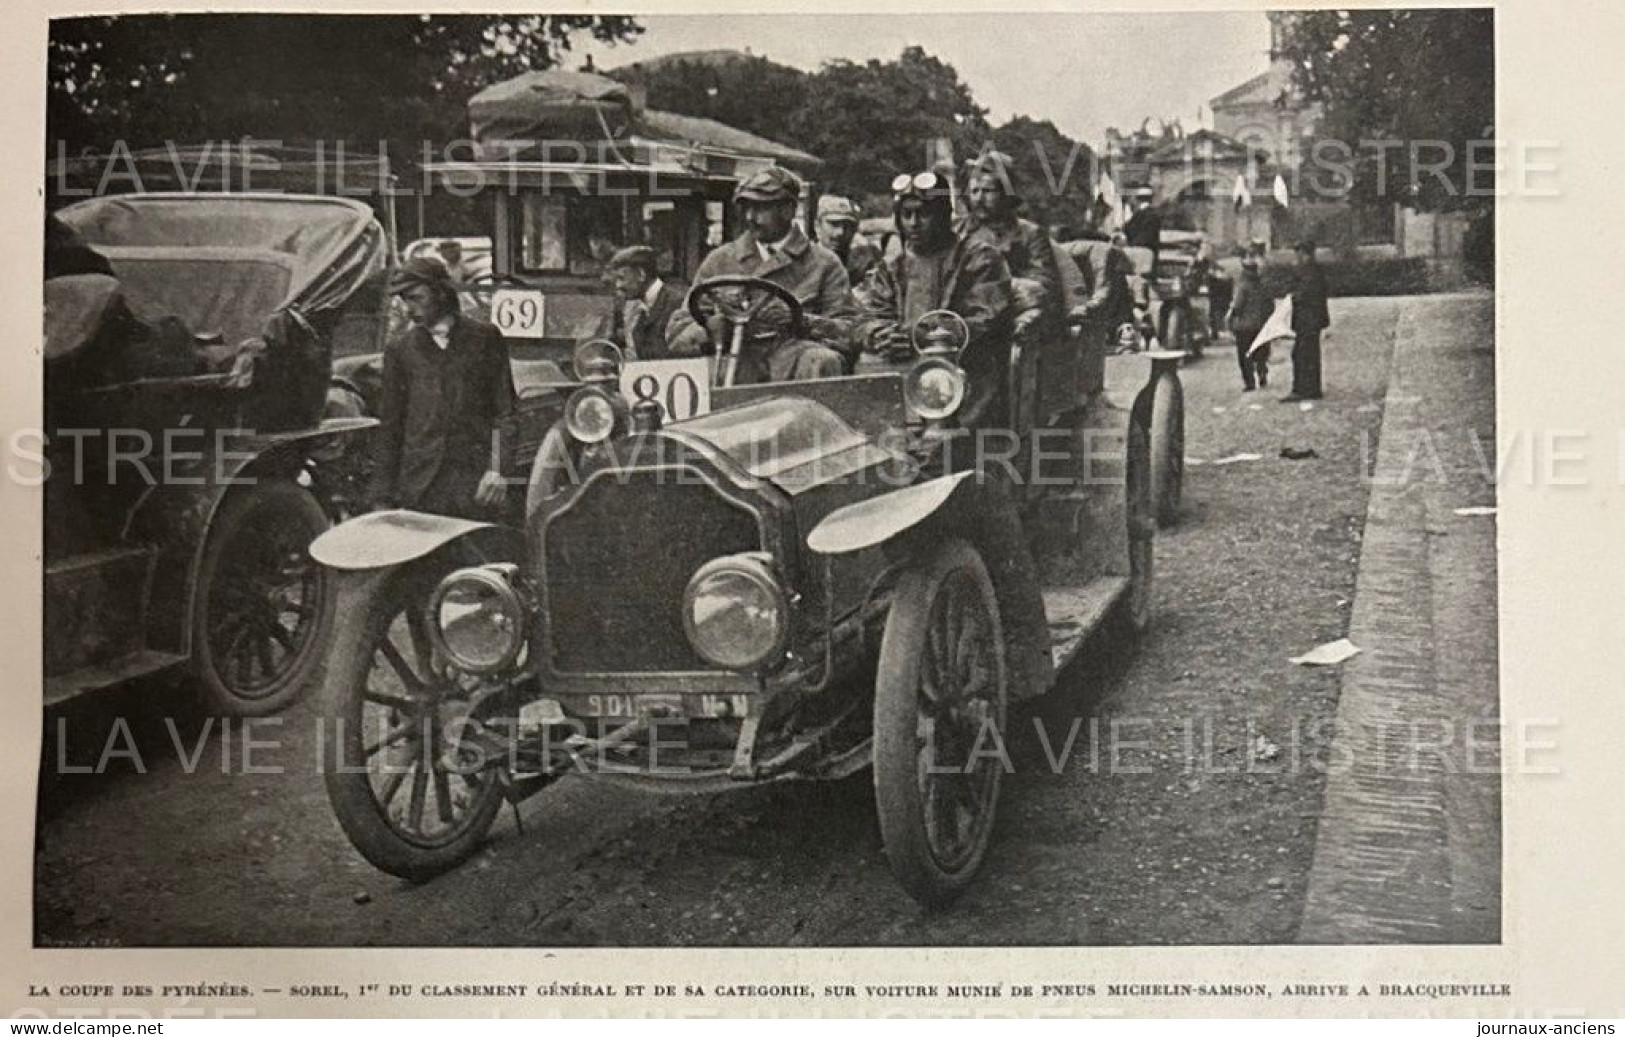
[[856, 171, 1014, 430]]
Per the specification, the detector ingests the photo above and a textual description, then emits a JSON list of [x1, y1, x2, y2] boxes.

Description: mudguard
[[309, 509, 509, 571], [807, 472, 1055, 702], [805, 471, 975, 556]]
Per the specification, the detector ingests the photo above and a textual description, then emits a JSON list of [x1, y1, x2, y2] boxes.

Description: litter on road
[[1290, 638, 1362, 667]]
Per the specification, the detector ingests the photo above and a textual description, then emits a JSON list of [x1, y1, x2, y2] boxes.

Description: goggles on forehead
[[891, 171, 945, 196]]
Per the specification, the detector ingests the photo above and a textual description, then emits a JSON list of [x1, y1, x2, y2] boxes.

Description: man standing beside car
[[666, 166, 858, 381], [370, 256, 515, 520]]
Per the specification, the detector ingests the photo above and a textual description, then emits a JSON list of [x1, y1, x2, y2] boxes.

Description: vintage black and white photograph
[[34, 7, 1500, 951]]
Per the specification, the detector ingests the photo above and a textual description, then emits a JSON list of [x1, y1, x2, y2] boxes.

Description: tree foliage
[[51, 24, 1102, 230], [616, 44, 1096, 222], [613, 52, 809, 149], [786, 47, 991, 198], [987, 116, 1099, 232], [48, 14, 643, 156], [1271, 9, 1494, 211]]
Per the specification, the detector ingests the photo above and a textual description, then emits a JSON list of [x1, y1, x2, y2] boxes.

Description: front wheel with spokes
[[322, 571, 506, 880], [873, 538, 1009, 907]]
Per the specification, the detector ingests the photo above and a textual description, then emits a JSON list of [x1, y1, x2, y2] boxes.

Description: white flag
[[1249, 295, 1296, 356], [1232, 173, 1252, 211], [1272, 173, 1290, 208], [1097, 171, 1119, 209]]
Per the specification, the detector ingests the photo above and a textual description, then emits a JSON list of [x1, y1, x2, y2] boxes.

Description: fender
[[309, 509, 516, 572], [807, 472, 1054, 702]]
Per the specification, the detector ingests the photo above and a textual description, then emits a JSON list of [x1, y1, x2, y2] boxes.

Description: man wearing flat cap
[[667, 165, 858, 382], [370, 255, 515, 519], [598, 245, 684, 360], [816, 194, 881, 288]]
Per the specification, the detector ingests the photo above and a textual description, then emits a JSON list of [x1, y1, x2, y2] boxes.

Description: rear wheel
[[873, 539, 1008, 907], [1122, 421, 1157, 633], [192, 480, 333, 716], [1147, 370, 1184, 527], [322, 571, 506, 880]]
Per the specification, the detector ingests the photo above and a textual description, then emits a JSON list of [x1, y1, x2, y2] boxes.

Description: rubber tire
[[321, 570, 505, 881], [1121, 419, 1157, 635], [191, 479, 334, 717], [873, 539, 1008, 907], [1147, 371, 1184, 528]]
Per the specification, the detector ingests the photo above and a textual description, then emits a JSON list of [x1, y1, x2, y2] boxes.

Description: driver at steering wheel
[[666, 166, 858, 382], [855, 171, 1014, 429]]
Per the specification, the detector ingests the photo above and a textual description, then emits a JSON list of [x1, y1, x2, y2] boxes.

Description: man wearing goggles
[[666, 165, 858, 382], [956, 151, 1063, 340], [856, 170, 1014, 429]]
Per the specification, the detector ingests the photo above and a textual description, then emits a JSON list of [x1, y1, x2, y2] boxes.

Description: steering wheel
[[684, 276, 806, 339]]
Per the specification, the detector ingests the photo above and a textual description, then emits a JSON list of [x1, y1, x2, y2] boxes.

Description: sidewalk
[[1298, 291, 1501, 944]]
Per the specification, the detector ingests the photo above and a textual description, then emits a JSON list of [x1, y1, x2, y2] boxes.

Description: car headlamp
[[564, 386, 622, 444], [903, 357, 967, 422], [428, 564, 527, 674], [682, 554, 788, 673]]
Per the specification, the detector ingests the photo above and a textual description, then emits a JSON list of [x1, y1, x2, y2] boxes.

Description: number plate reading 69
[[491, 288, 547, 339], [620, 358, 711, 421]]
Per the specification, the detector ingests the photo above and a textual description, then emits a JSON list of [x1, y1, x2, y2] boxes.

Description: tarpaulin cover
[[637, 108, 819, 169], [466, 70, 819, 169], [56, 193, 387, 345], [468, 70, 639, 144]]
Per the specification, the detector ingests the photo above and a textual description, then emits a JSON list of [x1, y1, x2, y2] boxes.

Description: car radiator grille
[[542, 472, 761, 673]]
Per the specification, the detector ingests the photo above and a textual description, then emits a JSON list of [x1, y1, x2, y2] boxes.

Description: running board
[[45, 650, 186, 708], [1042, 576, 1129, 670]]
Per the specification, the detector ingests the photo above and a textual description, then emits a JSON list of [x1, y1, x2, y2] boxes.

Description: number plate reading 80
[[619, 358, 711, 422]]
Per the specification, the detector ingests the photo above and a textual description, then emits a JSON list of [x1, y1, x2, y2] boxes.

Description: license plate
[[558, 692, 753, 719], [619, 358, 712, 420], [490, 288, 547, 339]]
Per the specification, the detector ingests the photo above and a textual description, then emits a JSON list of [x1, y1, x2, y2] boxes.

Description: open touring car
[[310, 256, 1184, 904]]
